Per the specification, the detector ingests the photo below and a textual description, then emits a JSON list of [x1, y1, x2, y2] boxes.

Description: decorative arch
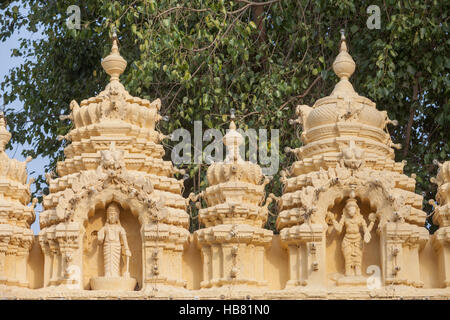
[[72, 186, 151, 228], [52, 141, 162, 228], [312, 179, 399, 231], [285, 164, 418, 231]]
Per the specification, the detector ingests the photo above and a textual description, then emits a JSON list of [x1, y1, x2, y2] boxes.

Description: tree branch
[[403, 75, 420, 158], [278, 75, 322, 110]]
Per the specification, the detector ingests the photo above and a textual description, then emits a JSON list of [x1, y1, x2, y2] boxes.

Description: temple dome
[[292, 32, 399, 173], [300, 33, 388, 135], [63, 34, 164, 161], [206, 120, 263, 186]]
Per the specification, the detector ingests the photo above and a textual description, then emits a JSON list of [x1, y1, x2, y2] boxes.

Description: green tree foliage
[[0, 0, 448, 231]]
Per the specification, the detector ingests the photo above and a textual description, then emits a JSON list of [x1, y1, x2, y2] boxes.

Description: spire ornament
[[223, 110, 244, 163], [330, 30, 357, 97], [101, 30, 127, 82], [333, 30, 356, 80], [0, 112, 11, 152]]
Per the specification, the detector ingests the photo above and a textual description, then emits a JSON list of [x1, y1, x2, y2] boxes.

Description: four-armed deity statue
[[327, 196, 377, 284], [90, 202, 137, 291]]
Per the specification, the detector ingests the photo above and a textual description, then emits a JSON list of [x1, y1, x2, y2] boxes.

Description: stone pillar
[[432, 227, 450, 287], [199, 245, 212, 287], [16, 232, 33, 288], [0, 226, 11, 284], [381, 222, 410, 286], [286, 245, 302, 287], [38, 229, 52, 287], [47, 226, 61, 286], [254, 245, 266, 283], [280, 223, 325, 288], [5, 229, 21, 286], [142, 223, 189, 290], [404, 227, 428, 288], [55, 222, 82, 288]]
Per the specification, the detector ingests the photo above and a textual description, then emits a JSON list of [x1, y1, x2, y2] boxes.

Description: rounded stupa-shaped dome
[[198, 119, 272, 228], [291, 31, 400, 176], [206, 120, 264, 186]]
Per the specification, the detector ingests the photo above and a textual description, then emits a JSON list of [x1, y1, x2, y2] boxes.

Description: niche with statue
[[325, 195, 380, 286], [84, 202, 141, 291]]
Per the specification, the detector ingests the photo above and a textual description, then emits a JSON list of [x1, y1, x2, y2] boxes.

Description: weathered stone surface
[[0, 32, 448, 299], [0, 113, 36, 289]]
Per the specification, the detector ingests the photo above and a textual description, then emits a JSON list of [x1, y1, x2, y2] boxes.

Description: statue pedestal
[[90, 276, 136, 291], [336, 275, 367, 287]]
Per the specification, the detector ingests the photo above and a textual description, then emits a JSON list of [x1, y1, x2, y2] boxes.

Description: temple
[[278, 32, 430, 290], [0, 32, 448, 299], [37, 33, 190, 292], [192, 117, 273, 290], [0, 114, 36, 288]]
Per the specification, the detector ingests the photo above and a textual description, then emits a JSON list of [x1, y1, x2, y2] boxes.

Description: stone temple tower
[[430, 160, 450, 288], [193, 119, 273, 291], [0, 113, 36, 288], [38, 34, 189, 291], [277, 32, 429, 289]]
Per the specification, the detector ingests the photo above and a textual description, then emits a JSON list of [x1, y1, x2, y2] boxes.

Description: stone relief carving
[[326, 196, 377, 277], [51, 141, 155, 226], [90, 202, 136, 291], [0, 31, 448, 299], [97, 202, 131, 278]]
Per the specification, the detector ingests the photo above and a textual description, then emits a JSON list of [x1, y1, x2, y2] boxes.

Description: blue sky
[[0, 7, 46, 234]]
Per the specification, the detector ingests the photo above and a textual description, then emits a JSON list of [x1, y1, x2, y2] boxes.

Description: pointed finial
[[223, 108, 243, 163], [111, 27, 119, 54], [101, 29, 127, 82], [0, 111, 11, 152], [0, 111, 6, 128], [230, 108, 236, 119], [332, 29, 355, 80], [339, 29, 348, 53], [230, 108, 236, 130]]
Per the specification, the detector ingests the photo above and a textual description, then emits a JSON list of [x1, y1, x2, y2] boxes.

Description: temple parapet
[[430, 161, 450, 287], [0, 113, 36, 288], [192, 119, 273, 290], [38, 33, 189, 292], [0, 27, 449, 299], [276, 31, 429, 289]]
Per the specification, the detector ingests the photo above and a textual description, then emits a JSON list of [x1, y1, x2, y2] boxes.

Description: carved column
[[46, 226, 61, 286], [38, 229, 52, 287], [5, 228, 21, 286], [280, 223, 325, 288], [432, 227, 450, 288], [142, 223, 189, 290], [380, 222, 413, 286], [16, 231, 33, 288], [55, 222, 82, 288], [404, 227, 428, 288], [0, 226, 11, 284]]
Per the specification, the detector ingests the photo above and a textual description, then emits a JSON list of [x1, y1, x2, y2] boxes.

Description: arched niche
[[312, 183, 395, 286], [325, 197, 381, 286], [72, 188, 148, 290], [313, 183, 395, 227]]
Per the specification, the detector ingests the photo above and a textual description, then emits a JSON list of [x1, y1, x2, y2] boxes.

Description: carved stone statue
[[90, 202, 136, 291], [97, 202, 131, 278], [327, 198, 376, 277]]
